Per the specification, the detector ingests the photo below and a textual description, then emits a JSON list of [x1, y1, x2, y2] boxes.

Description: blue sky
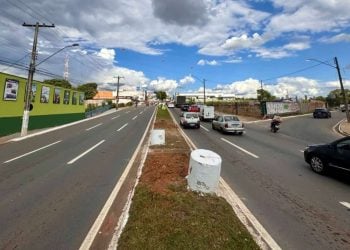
[[1, 0, 350, 99]]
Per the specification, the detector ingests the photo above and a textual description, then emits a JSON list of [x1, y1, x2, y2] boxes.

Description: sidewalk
[[339, 120, 350, 136]]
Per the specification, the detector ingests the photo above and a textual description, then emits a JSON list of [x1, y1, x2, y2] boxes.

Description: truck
[[175, 95, 186, 108], [199, 105, 215, 121]]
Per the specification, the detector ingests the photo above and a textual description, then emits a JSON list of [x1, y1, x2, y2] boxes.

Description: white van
[[199, 106, 215, 121]]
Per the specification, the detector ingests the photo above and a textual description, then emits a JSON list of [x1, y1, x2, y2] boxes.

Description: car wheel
[[313, 115, 316, 118], [310, 155, 327, 174], [212, 123, 215, 130], [238, 132, 243, 135], [220, 127, 224, 133]]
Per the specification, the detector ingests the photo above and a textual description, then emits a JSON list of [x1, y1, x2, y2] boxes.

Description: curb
[[338, 120, 350, 136]]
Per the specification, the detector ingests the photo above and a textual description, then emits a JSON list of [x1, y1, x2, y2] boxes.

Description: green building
[[0, 72, 85, 137]]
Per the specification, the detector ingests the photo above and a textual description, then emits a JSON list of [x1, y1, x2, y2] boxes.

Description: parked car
[[313, 108, 331, 118], [181, 104, 189, 111], [188, 105, 200, 112], [212, 115, 244, 134], [304, 136, 350, 174], [180, 112, 200, 129]]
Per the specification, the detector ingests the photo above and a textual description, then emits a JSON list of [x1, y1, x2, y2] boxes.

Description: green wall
[[0, 72, 85, 136]]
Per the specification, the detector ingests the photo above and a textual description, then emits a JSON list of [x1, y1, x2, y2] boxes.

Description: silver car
[[212, 115, 244, 135]]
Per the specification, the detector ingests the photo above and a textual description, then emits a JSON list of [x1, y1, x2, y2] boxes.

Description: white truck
[[199, 105, 215, 121]]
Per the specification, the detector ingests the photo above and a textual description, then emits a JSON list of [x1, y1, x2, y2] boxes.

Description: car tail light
[[224, 123, 228, 128]]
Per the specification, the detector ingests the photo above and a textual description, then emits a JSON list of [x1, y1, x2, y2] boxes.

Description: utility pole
[[114, 76, 124, 110], [334, 57, 350, 122], [203, 79, 206, 104], [260, 80, 264, 101], [21, 22, 55, 136], [63, 53, 69, 80]]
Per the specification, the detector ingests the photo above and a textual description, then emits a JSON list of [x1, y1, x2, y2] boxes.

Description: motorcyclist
[[271, 114, 281, 130]]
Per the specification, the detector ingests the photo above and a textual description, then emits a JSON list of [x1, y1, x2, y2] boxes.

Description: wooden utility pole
[[114, 76, 124, 110]]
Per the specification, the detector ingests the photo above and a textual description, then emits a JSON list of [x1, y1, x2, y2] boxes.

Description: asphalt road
[[171, 108, 350, 250], [0, 105, 156, 249]]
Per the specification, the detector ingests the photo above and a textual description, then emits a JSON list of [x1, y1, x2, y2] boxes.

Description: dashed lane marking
[[200, 125, 209, 132], [86, 123, 102, 131], [132, 116, 138, 120], [340, 201, 350, 209], [117, 123, 128, 132], [221, 138, 259, 158], [67, 140, 105, 165], [4, 140, 62, 164], [111, 115, 120, 120]]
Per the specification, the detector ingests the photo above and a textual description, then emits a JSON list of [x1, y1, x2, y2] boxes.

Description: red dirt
[[139, 118, 190, 194]]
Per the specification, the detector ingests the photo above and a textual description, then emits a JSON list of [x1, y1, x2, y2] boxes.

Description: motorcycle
[[270, 120, 281, 133]]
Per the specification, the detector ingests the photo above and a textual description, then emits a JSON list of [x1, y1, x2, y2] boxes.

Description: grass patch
[[118, 184, 259, 249], [156, 106, 171, 120]]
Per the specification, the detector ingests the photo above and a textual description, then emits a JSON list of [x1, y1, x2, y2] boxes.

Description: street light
[[20, 43, 79, 136], [306, 57, 350, 122]]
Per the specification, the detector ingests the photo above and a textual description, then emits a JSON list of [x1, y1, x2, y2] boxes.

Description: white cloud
[[283, 42, 310, 51], [180, 75, 195, 85], [222, 33, 265, 51], [97, 48, 115, 60], [321, 33, 350, 43], [149, 77, 178, 92], [197, 59, 219, 66]]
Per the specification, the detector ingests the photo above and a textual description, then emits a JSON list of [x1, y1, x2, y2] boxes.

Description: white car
[[167, 102, 175, 108], [180, 112, 200, 129]]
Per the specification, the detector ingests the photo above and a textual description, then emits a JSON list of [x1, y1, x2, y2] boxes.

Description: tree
[[77, 83, 98, 100], [326, 89, 350, 107], [155, 91, 167, 101], [257, 89, 276, 102], [43, 79, 72, 89]]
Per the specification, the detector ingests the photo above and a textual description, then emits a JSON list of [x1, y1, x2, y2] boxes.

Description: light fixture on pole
[[306, 57, 350, 123], [20, 43, 79, 136]]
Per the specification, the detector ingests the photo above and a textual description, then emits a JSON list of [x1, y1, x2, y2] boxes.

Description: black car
[[313, 108, 331, 118], [181, 104, 189, 111], [304, 136, 350, 174]]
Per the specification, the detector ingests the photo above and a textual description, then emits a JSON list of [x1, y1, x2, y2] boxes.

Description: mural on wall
[[266, 102, 300, 115], [72, 92, 77, 105], [79, 93, 84, 105], [24, 83, 37, 102], [40, 86, 50, 103], [63, 90, 70, 104], [53, 88, 61, 104], [3, 79, 19, 101]]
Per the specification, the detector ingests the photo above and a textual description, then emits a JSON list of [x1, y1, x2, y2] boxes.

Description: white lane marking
[[218, 179, 281, 250], [4, 140, 62, 163], [67, 140, 105, 165], [125, 111, 130, 114], [300, 150, 304, 153], [86, 123, 102, 131], [340, 201, 350, 209], [200, 125, 209, 132], [117, 123, 128, 132], [80, 108, 157, 250], [111, 115, 120, 120], [132, 115, 138, 120], [221, 138, 259, 158], [139, 111, 143, 114]]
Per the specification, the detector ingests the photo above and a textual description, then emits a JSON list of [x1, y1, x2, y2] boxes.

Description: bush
[[126, 102, 133, 106], [118, 103, 125, 108]]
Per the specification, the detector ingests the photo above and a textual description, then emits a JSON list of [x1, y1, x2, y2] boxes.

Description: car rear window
[[224, 116, 239, 121], [186, 113, 198, 118]]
